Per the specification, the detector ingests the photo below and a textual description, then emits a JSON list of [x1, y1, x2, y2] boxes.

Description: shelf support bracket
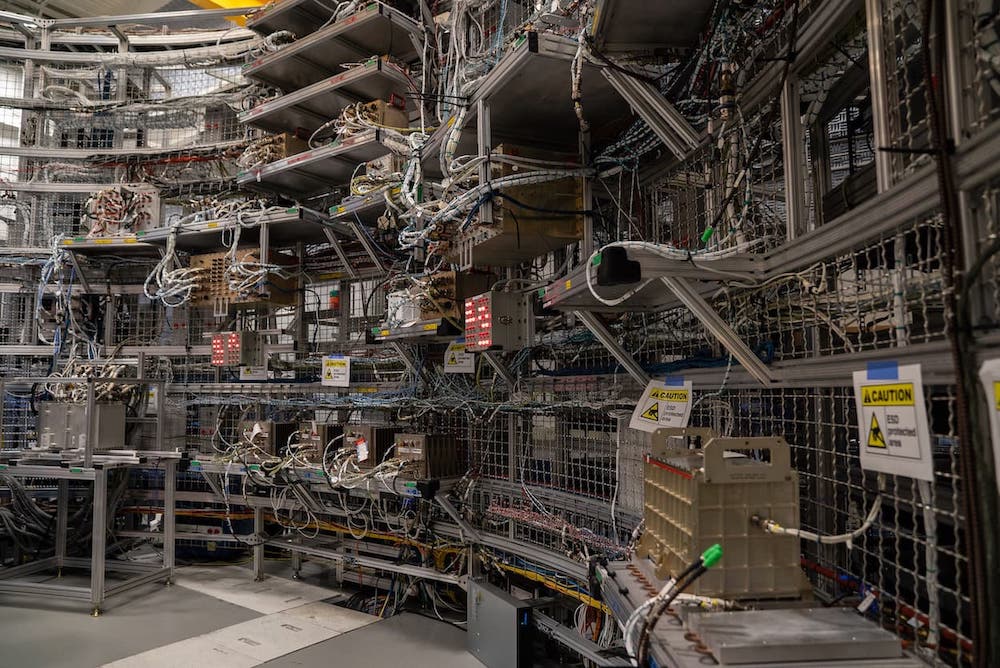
[[573, 311, 650, 386], [660, 276, 775, 386], [602, 69, 701, 159], [482, 351, 516, 387], [321, 227, 358, 279], [349, 221, 385, 275], [436, 494, 482, 544]]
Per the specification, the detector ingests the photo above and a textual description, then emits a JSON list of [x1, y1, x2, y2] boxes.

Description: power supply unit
[[295, 422, 344, 463], [393, 433, 466, 479], [240, 420, 298, 457], [344, 425, 396, 468], [464, 290, 533, 352], [36, 401, 126, 452]]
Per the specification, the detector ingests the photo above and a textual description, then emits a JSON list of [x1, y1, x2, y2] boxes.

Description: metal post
[[291, 548, 302, 579], [90, 467, 107, 616], [780, 73, 806, 238], [865, 0, 893, 192], [579, 129, 593, 257], [163, 460, 176, 583], [55, 479, 68, 574], [476, 99, 493, 226], [573, 311, 650, 386], [155, 380, 164, 452], [252, 506, 265, 581], [85, 378, 96, 468]]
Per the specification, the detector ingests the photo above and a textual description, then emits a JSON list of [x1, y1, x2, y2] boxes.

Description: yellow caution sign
[[861, 383, 915, 406], [649, 389, 689, 402], [640, 402, 659, 421], [447, 353, 458, 365], [867, 414, 887, 448]]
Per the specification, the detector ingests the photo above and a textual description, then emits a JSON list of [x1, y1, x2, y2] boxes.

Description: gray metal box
[[37, 402, 126, 452], [467, 579, 533, 668], [688, 607, 903, 664]]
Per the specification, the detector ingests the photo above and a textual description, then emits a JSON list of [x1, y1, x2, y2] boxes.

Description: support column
[[90, 468, 107, 616], [55, 479, 68, 574], [164, 460, 176, 583], [252, 506, 265, 581]]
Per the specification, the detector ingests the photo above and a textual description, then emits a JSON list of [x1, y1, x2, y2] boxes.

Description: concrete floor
[[0, 562, 480, 668]]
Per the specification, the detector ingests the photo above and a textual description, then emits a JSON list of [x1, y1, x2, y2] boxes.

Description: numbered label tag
[[629, 378, 693, 433], [978, 359, 1000, 495], [444, 339, 475, 374], [852, 362, 933, 481], [321, 355, 351, 387]]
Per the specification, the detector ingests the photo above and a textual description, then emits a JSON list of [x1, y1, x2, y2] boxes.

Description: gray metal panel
[[245, 2, 420, 89], [467, 579, 531, 668], [236, 133, 390, 197], [689, 607, 903, 664], [240, 60, 412, 133], [591, 0, 715, 51]]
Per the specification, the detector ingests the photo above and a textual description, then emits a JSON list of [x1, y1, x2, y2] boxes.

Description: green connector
[[592, 253, 603, 266], [191, 460, 201, 467], [537, 288, 545, 298], [0, 464, 7, 470], [701, 543, 723, 568], [700, 227, 715, 244], [70, 467, 83, 474]]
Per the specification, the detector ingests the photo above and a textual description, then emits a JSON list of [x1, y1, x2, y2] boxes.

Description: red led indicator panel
[[211, 332, 241, 366], [464, 294, 493, 352]]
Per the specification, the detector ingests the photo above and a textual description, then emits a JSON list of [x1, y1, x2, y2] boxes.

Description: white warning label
[[321, 355, 351, 387], [443, 339, 474, 374], [978, 359, 1000, 496], [852, 363, 933, 481], [629, 380, 693, 433]]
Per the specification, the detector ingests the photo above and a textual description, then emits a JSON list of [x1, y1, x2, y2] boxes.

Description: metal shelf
[[140, 207, 345, 252], [329, 187, 399, 225], [245, 2, 420, 91], [542, 246, 761, 313], [247, 0, 343, 37], [590, 0, 714, 52], [236, 131, 389, 197], [370, 318, 461, 342], [55, 236, 155, 255], [240, 59, 412, 134], [452, 32, 626, 150]]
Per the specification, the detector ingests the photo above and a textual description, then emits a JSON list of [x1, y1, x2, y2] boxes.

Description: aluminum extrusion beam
[[602, 69, 701, 158], [661, 276, 775, 386], [48, 7, 261, 28], [573, 311, 650, 386], [437, 494, 483, 543], [534, 612, 631, 667]]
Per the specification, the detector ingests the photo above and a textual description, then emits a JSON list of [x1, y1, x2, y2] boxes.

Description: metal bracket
[[482, 351, 516, 386], [660, 276, 775, 386], [602, 69, 701, 159], [573, 311, 650, 386], [436, 494, 483, 544], [348, 221, 385, 275], [321, 227, 358, 279]]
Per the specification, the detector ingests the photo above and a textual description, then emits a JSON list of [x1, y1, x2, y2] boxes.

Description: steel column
[[90, 468, 107, 615], [55, 479, 68, 572], [865, 0, 894, 191], [163, 460, 176, 581]]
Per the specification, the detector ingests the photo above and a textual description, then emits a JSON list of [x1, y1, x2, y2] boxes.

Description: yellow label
[[640, 402, 659, 421], [994, 382, 1000, 411], [565, 280, 572, 290], [124, 237, 137, 244], [380, 329, 390, 336], [326, 361, 347, 367], [95, 238, 112, 244], [423, 323, 438, 331], [649, 389, 689, 402], [867, 414, 888, 448], [860, 382, 915, 406], [207, 222, 219, 228]]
